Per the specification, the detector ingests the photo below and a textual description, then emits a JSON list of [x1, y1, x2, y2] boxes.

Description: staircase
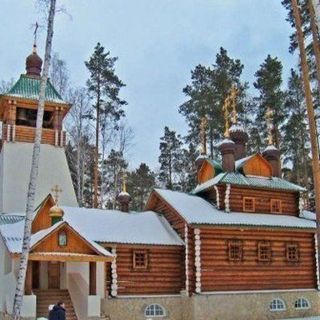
[[34, 289, 77, 320]]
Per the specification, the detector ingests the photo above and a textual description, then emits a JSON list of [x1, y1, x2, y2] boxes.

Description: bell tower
[[0, 45, 78, 212]]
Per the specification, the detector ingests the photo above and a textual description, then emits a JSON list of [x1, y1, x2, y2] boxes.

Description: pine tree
[[85, 43, 127, 208], [158, 127, 183, 190], [127, 163, 156, 211], [283, 70, 312, 194], [252, 55, 285, 149], [179, 47, 247, 157]]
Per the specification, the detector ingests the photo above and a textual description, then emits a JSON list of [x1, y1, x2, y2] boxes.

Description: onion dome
[[195, 153, 208, 170], [218, 139, 235, 172], [49, 205, 64, 218], [262, 144, 281, 177], [26, 45, 42, 77], [229, 123, 248, 160], [117, 191, 131, 213]]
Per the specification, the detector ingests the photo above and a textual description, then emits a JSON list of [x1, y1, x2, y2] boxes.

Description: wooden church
[[0, 47, 319, 320]]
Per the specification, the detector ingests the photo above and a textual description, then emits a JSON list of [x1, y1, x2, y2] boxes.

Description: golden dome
[[49, 205, 64, 217]]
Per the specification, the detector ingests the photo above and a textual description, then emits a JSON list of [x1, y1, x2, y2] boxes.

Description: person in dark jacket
[[48, 300, 66, 320]]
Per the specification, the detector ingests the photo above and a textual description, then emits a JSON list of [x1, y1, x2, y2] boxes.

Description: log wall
[[200, 228, 316, 291], [105, 245, 184, 295]]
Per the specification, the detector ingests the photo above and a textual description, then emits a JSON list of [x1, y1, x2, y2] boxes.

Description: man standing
[[48, 301, 66, 320]]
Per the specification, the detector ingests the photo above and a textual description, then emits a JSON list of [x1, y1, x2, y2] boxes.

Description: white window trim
[[270, 298, 286, 312], [294, 297, 310, 310], [144, 303, 166, 318]]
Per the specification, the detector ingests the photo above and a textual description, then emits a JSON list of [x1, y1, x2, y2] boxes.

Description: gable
[[32, 194, 55, 234], [237, 154, 272, 178], [32, 223, 99, 255], [198, 159, 223, 184]]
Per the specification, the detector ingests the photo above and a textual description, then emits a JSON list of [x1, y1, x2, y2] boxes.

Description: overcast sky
[[0, 0, 297, 169]]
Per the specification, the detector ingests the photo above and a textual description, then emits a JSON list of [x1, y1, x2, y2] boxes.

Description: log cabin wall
[[199, 227, 316, 292], [103, 244, 184, 295], [202, 186, 299, 216], [147, 194, 196, 295]]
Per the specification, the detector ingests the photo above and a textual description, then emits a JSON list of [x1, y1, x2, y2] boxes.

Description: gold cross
[[51, 185, 62, 204], [122, 173, 127, 193], [200, 117, 208, 155], [222, 85, 238, 137], [266, 107, 274, 145]]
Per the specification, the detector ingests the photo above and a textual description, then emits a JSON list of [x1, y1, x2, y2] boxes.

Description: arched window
[[145, 304, 166, 317], [270, 299, 286, 312], [295, 298, 310, 310]]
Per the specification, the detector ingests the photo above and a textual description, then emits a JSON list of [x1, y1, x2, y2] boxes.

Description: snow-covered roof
[[154, 189, 316, 229], [0, 219, 112, 256], [264, 144, 279, 152], [61, 207, 183, 246], [216, 138, 235, 147], [229, 124, 245, 132], [299, 210, 316, 221]]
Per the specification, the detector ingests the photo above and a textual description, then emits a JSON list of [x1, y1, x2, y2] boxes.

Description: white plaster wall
[[87, 296, 100, 317], [21, 295, 36, 318], [0, 142, 78, 213]]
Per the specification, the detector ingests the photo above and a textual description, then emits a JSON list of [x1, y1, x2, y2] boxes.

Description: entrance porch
[[24, 255, 110, 320]]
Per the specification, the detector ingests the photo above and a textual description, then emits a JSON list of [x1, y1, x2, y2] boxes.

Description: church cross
[[33, 22, 39, 46], [51, 185, 62, 204]]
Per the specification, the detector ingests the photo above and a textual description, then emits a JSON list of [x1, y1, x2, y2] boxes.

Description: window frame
[[270, 199, 282, 214], [257, 241, 272, 263], [243, 197, 255, 212], [144, 303, 166, 318], [133, 250, 148, 270], [294, 297, 310, 310], [228, 240, 243, 262], [58, 231, 67, 247], [270, 298, 286, 312], [286, 242, 299, 264]]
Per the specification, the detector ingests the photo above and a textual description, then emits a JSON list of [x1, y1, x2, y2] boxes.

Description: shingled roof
[[4, 74, 66, 104]]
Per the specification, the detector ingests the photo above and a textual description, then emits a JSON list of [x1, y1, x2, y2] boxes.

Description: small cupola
[[117, 174, 131, 213], [229, 123, 248, 160], [218, 138, 235, 172], [26, 45, 43, 77]]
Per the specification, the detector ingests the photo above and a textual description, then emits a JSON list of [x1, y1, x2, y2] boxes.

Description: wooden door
[[32, 261, 40, 289], [48, 262, 60, 289]]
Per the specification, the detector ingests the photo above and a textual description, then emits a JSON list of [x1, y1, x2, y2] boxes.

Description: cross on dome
[[51, 185, 63, 204]]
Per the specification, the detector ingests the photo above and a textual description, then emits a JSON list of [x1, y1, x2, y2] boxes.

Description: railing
[[2, 124, 66, 147]]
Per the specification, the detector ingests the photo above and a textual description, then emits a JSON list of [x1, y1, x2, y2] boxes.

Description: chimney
[[218, 139, 235, 172], [262, 145, 281, 177], [229, 124, 248, 160]]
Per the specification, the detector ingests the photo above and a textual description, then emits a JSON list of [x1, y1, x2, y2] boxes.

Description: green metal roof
[[193, 172, 306, 194], [206, 159, 223, 174], [0, 214, 24, 225], [5, 74, 65, 104]]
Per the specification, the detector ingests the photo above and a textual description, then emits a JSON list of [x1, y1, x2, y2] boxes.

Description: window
[[258, 241, 271, 262], [286, 243, 299, 263], [228, 240, 243, 262], [270, 299, 286, 312], [145, 304, 166, 317], [295, 298, 310, 310], [58, 231, 67, 247], [133, 250, 148, 269], [243, 197, 255, 212], [271, 199, 282, 213]]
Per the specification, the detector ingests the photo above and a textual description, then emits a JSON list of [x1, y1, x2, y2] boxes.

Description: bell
[[16, 108, 28, 122]]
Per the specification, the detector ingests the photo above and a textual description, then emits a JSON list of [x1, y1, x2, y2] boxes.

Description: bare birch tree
[[12, 0, 57, 318]]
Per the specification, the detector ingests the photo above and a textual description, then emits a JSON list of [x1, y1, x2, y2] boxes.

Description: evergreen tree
[[127, 163, 156, 211], [158, 127, 183, 190], [252, 55, 285, 149], [85, 42, 127, 207], [103, 149, 128, 208], [282, 69, 312, 191], [179, 47, 247, 157]]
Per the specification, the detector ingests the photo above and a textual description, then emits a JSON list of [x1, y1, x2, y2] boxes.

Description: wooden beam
[[89, 262, 97, 295], [25, 261, 32, 295], [28, 253, 113, 262]]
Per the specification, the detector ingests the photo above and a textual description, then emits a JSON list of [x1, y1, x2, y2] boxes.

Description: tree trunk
[[12, 1, 56, 319], [93, 97, 100, 208], [308, 0, 320, 95], [292, 0, 320, 282]]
